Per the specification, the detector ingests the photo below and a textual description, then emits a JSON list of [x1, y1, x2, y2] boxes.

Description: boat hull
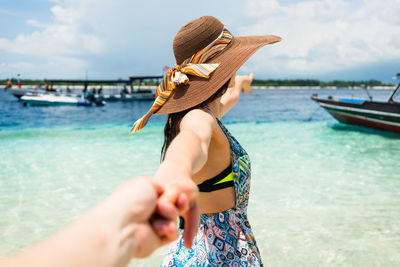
[[9, 88, 39, 98], [311, 96, 400, 134], [103, 92, 154, 101], [9, 88, 154, 101], [20, 95, 91, 106]]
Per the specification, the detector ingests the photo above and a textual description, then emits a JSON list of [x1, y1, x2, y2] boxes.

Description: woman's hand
[[154, 160, 199, 249], [235, 73, 254, 94]]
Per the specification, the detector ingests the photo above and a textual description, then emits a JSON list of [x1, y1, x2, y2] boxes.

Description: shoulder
[[180, 108, 217, 135]]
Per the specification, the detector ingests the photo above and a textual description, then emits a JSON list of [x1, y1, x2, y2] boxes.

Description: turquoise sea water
[[1, 88, 399, 266]]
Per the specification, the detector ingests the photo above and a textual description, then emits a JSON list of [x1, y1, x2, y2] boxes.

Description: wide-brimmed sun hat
[[130, 16, 281, 133]]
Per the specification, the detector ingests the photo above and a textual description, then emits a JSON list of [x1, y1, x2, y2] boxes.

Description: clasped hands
[[104, 175, 199, 260]]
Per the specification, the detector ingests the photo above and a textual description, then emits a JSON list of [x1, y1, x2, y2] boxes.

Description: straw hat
[[156, 16, 281, 114]]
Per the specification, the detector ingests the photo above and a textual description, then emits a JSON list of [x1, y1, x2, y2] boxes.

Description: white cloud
[[1, 0, 399, 79], [13, 2, 104, 57], [0, 0, 107, 78], [239, 0, 400, 78], [0, 0, 185, 79], [25, 19, 45, 28]]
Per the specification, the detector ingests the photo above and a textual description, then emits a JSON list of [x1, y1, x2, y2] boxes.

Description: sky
[[0, 0, 400, 82]]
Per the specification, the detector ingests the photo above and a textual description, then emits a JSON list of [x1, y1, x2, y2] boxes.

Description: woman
[[131, 16, 281, 266]]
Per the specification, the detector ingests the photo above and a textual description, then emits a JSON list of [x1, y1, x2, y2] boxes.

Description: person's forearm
[[220, 85, 241, 117], [221, 74, 253, 117], [0, 203, 136, 267], [222, 86, 240, 109]]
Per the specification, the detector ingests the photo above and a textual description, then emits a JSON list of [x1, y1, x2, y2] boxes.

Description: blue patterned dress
[[161, 119, 263, 266]]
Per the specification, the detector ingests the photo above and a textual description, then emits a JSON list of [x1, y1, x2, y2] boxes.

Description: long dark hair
[[161, 79, 230, 161]]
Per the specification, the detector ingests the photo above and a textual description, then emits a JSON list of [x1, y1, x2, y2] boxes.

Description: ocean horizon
[[1, 88, 399, 266]]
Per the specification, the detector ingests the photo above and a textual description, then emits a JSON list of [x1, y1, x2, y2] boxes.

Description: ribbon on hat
[[130, 27, 233, 134]]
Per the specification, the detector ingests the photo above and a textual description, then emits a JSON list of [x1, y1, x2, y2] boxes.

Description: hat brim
[[155, 34, 282, 114]]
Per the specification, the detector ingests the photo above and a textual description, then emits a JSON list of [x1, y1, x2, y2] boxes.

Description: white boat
[[20, 94, 91, 106], [103, 89, 155, 101], [9, 87, 41, 98], [127, 89, 155, 100]]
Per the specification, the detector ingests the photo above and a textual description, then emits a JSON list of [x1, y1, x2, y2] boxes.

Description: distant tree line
[[252, 79, 394, 87], [0, 78, 396, 87]]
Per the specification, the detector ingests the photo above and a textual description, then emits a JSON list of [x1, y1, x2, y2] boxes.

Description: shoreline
[[252, 85, 396, 90], [4, 85, 397, 91]]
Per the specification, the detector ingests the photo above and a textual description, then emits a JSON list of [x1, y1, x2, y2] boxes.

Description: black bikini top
[[197, 164, 234, 192]]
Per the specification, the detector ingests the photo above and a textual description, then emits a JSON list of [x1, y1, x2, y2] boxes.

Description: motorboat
[[103, 89, 155, 101], [20, 94, 94, 106], [128, 89, 155, 100], [311, 81, 400, 134], [9, 87, 40, 98]]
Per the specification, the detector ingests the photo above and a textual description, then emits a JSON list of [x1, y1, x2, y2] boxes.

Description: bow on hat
[[130, 27, 233, 134]]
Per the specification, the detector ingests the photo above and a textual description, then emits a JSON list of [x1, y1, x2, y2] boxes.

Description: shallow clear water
[[0, 88, 399, 266]]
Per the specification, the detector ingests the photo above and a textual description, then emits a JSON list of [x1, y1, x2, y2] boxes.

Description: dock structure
[[46, 75, 163, 90], [45, 75, 163, 98], [45, 79, 130, 85], [129, 75, 163, 86]]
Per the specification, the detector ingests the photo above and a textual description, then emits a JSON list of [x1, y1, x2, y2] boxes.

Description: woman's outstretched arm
[[220, 73, 254, 118], [154, 109, 215, 248]]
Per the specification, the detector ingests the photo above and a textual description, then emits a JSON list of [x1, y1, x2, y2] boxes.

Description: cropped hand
[[102, 177, 180, 260], [0, 177, 180, 267]]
